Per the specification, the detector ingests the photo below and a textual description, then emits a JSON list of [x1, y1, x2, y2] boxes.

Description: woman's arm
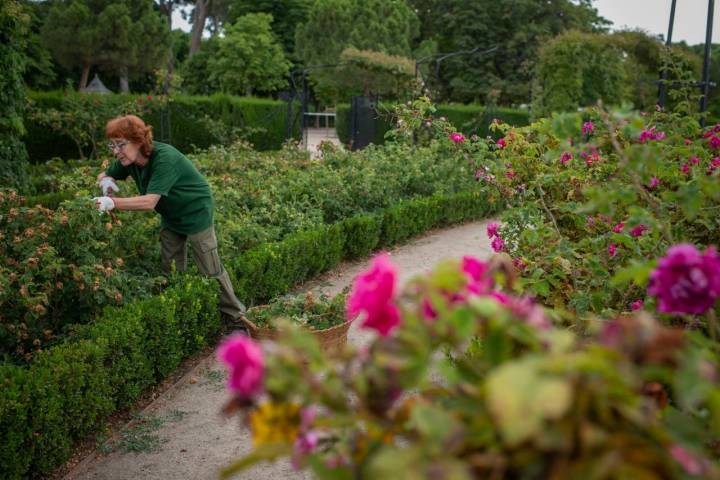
[[112, 194, 160, 211]]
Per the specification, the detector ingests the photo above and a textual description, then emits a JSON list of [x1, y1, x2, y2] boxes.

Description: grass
[[98, 409, 192, 455]]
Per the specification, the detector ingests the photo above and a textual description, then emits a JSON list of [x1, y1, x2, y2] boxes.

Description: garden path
[[304, 127, 342, 159], [66, 219, 495, 480]]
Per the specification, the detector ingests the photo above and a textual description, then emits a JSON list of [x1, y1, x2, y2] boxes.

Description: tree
[[227, 0, 312, 61], [208, 13, 290, 95], [94, 0, 170, 92], [41, 0, 99, 89], [42, 0, 169, 92], [179, 37, 221, 94], [0, 0, 30, 189], [335, 47, 415, 98], [407, 0, 610, 105], [530, 30, 631, 118], [294, 0, 419, 103], [188, 0, 231, 55]]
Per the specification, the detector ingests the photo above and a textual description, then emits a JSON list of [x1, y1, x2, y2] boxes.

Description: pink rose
[[462, 255, 493, 295], [505, 170, 516, 179], [630, 224, 648, 237], [347, 254, 400, 336], [496, 138, 506, 149], [630, 300, 643, 311], [560, 151, 572, 165], [608, 243, 618, 257], [689, 156, 701, 165], [582, 121, 594, 135], [648, 176, 660, 189], [450, 132, 465, 143], [612, 222, 625, 234], [216, 334, 264, 398], [486, 222, 499, 238], [670, 444, 706, 476], [491, 236, 505, 253], [648, 244, 720, 315], [681, 163, 690, 175], [710, 135, 720, 149]]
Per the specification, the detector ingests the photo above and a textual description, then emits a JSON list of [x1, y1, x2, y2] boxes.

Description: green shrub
[[336, 102, 529, 146], [0, 189, 501, 479], [0, 0, 30, 189], [24, 91, 301, 162]]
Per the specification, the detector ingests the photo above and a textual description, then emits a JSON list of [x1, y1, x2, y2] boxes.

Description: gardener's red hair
[[105, 115, 154, 157]]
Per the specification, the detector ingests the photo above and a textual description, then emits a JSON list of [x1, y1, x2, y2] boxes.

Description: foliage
[[531, 30, 631, 119], [26, 91, 166, 160], [408, 0, 610, 105], [0, 0, 31, 190], [334, 47, 416, 99], [24, 91, 300, 161], [0, 191, 163, 361], [41, 0, 170, 91], [0, 274, 219, 479], [0, 185, 499, 478], [531, 30, 703, 118], [208, 13, 290, 96], [178, 37, 221, 95], [222, 255, 720, 479], [335, 100, 530, 147], [294, 0, 420, 103], [227, 0, 312, 61], [469, 93, 720, 319], [246, 292, 349, 330]]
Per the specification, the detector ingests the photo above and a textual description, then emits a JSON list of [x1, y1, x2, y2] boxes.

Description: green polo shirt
[[105, 141, 213, 235]]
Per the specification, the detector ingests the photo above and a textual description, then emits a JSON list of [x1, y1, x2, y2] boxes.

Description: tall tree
[[95, 0, 169, 92], [295, 0, 419, 102], [208, 13, 290, 95], [408, 0, 610, 105], [41, 0, 98, 89], [228, 0, 312, 61], [155, 0, 192, 93]]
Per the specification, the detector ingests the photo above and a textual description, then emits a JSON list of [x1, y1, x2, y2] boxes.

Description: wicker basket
[[241, 313, 352, 353]]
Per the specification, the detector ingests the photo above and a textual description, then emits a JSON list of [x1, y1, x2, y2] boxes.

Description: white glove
[[92, 196, 115, 214], [99, 176, 119, 196]]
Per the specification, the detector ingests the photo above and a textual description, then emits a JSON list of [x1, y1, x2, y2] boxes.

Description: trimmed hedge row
[[336, 102, 530, 146], [24, 92, 300, 162], [0, 188, 500, 479]]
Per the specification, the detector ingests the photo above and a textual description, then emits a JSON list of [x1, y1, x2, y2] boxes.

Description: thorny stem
[[599, 107, 675, 246], [536, 185, 562, 237]]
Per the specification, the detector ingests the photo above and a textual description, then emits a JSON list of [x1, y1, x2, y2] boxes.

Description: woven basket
[[241, 313, 352, 353]]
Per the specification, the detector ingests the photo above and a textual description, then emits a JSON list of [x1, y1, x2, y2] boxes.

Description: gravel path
[[66, 219, 495, 480]]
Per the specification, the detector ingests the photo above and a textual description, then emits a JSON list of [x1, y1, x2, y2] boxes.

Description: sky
[[172, 0, 720, 46]]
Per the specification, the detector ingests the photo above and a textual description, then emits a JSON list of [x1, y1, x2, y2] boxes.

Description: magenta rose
[[347, 253, 400, 336], [491, 236, 505, 253], [462, 255, 493, 295], [216, 334, 264, 398], [582, 121, 594, 135], [486, 222, 499, 238], [449, 132, 465, 143], [648, 244, 720, 314], [496, 138, 506, 149]]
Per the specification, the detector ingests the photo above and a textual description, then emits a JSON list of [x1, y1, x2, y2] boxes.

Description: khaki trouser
[[160, 225, 245, 319]]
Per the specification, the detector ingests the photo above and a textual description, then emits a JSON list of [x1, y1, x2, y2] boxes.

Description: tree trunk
[[189, 0, 209, 56], [119, 66, 130, 93], [79, 63, 91, 90]]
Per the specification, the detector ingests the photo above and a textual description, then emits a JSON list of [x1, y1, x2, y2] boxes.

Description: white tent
[[81, 74, 112, 94]]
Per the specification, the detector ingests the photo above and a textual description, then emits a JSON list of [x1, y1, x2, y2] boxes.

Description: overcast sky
[[172, 0, 720, 46]]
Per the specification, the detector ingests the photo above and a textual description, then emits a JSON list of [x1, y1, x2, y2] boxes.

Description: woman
[[94, 114, 246, 328]]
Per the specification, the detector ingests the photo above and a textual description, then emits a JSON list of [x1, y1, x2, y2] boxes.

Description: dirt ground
[[65, 219, 494, 480]]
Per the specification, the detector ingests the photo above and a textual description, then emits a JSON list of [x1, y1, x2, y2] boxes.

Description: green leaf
[[610, 260, 656, 288], [409, 403, 460, 443]]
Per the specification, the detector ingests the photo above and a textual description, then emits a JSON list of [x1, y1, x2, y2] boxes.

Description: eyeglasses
[[107, 140, 130, 152]]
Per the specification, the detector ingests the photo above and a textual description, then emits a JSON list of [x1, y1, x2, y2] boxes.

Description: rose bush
[[219, 254, 720, 479], [467, 99, 720, 324], [2, 129, 484, 362]]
